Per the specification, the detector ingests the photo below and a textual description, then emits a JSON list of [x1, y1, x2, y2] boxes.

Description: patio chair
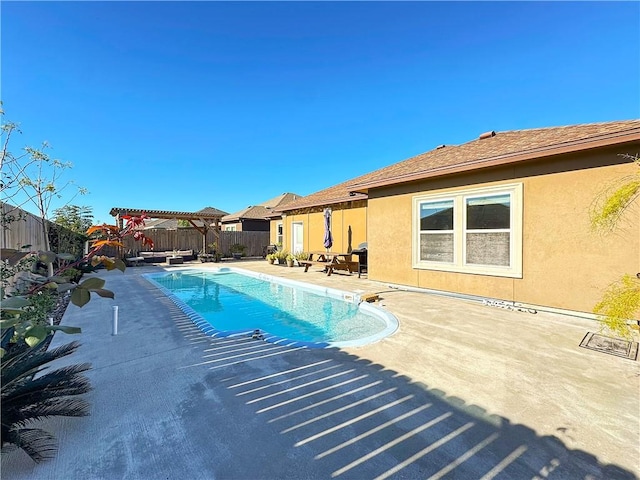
[[263, 244, 278, 258]]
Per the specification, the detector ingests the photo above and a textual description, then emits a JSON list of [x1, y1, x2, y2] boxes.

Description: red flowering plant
[[1, 214, 153, 351], [70, 213, 154, 305], [84, 214, 153, 272]]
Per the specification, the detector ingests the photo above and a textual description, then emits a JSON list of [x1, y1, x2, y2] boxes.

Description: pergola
[[108, 206, 228, 253]]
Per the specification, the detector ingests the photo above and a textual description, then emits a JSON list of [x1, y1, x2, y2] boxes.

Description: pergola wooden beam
[[186, 219, 220, 253], [109, 206, 227, 253]]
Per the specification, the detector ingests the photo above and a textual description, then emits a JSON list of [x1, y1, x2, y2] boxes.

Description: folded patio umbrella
[[323, 208, 333, 249]]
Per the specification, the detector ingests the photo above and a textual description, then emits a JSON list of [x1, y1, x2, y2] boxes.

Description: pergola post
[[214, 221, 220, 251], [187, 219, 208, 253], [202, 225, 208, 253]]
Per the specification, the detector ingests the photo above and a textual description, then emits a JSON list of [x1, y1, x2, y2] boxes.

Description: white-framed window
[[225, 225, 236, 231], [276, 222, 283, 245], [413, 183, 523, 277]]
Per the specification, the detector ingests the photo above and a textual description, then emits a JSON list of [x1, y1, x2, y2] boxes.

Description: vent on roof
[[436, 144, 446, 149], [479, 131, 496, 140]]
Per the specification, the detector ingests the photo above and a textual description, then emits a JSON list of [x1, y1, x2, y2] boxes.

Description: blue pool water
[[144, 268, 398, 347]]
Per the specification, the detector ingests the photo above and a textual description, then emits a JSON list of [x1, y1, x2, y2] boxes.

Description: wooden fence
[[1, 203, 270, 259], [1, 203, 49, 251], [121, 229, 270, 258], [1, 203, 87, 259]]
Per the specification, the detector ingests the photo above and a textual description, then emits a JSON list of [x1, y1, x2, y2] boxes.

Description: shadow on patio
[[180, 333, 636, 480], [2, 269, 636, 479]]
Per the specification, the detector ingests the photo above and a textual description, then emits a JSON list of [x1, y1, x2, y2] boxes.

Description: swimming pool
[[144, 268, 398, 348]]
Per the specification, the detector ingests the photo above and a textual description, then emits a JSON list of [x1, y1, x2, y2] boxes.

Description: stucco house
[[222, 192, 301, 232], [279, 120, 639, 315], [274, 177, 369, 254]]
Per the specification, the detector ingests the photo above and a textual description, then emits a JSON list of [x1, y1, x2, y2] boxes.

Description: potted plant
[[286, 254, 295, 267], [274, 249, 289, 265], [293, 251, 309, 266], [229, 243, 246, 260], [266, 253, 275, 265], [199, 242, 219, 262]]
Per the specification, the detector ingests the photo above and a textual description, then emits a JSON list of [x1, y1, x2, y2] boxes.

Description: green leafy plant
[[52, 205, 94, 235], [15, 290, 56, 328], [590, 153, 640, 338], [1, 111, 88, 267], [0, 107, 154, 464], [229, 243, 246, 259], [294, 251, 309, 261], [59, 267, 82, 284], [0, 215, 154, 464], [229, 243, 246, 254], [593, 274, 640, 339], [1, 215, 154, 353], [51, 205, 93, 259], [274, 249, 289, 264]]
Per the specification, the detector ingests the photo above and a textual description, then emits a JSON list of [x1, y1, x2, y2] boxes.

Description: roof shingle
[[351, 119, 640, 191], [280, 120, 640, 211]]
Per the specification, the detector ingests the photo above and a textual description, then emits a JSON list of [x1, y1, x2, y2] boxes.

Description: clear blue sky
[[3, 1, 639, 224]]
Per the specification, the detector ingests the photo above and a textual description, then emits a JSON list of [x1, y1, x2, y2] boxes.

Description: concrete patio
[[2, 259, 638, 479]]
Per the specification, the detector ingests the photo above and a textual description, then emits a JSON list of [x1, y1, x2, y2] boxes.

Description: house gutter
[[274, 193, 368, 214], [349, 128, 640, 193]]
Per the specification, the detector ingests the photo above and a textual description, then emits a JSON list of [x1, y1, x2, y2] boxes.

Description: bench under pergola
[[109, 206, 228, 254]]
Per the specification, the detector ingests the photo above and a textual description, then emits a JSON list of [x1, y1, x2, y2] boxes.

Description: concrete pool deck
[[2, 260, 638, 479]]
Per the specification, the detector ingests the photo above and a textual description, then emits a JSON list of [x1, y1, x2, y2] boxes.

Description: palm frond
[[1, 340, 92, 463], [2, 363, 92, 403], [1, 341, 81, 390], [2, 427, 58, 463], [12, 398, 91, 428]]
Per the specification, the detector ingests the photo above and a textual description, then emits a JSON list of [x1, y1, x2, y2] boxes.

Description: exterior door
[[292, 222, 304, 254]]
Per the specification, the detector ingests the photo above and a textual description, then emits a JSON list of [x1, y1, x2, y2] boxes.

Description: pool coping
[[142, 266, 399, 349]]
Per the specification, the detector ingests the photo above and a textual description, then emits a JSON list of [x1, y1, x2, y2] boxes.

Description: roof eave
[[349, 129, 640, 193], [277, 193, 368, 212]]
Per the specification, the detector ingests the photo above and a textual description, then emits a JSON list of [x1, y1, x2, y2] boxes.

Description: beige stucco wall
[[269, 219, 280, 245], [367, 146, 639, 314], [222, 222, 242, 232], [280, 202, 367, 253]]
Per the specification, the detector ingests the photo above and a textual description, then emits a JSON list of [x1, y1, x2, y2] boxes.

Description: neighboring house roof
[[222, 205, 273, 222], [276, 174, 370, 212], [261, 192, 302, 209], [279, 119, 640, 211], [222, 192, 303, 222], [140, 218, 209, 230], [142, 218, 179, 230]]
